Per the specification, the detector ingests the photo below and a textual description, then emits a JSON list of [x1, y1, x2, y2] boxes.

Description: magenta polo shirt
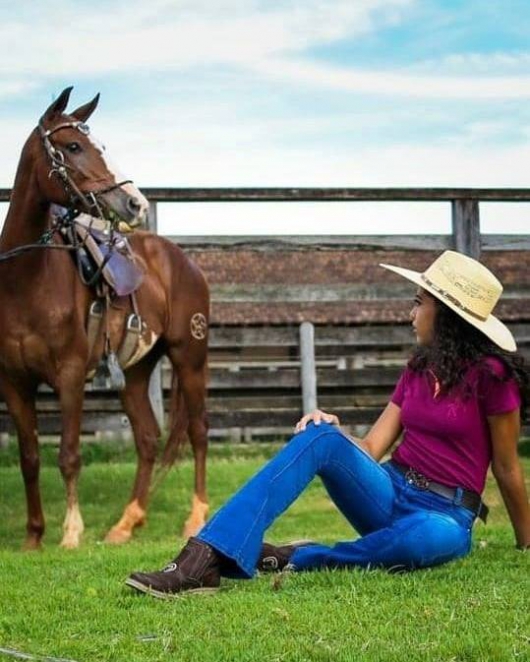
[[391, 356, 521, 495]]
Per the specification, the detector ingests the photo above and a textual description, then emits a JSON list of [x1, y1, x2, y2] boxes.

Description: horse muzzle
[[98, 185, 149, 229]]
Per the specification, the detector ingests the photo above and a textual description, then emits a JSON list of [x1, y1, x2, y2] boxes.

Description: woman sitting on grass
[[127, 250, 530, 598]]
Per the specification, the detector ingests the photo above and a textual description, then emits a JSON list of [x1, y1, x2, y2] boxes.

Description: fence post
[[451, 199, 481, 258], [299, 322, 318, 414], [148, 367, 165, 431], [147, 200, 158, 233], [147, 201, 165, 430]]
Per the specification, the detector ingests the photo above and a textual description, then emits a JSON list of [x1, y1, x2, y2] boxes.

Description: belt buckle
[[405, 468, 429, 490]]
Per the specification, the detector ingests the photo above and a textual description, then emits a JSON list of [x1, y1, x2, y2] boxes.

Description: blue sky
[[1, 0, 529, 235]]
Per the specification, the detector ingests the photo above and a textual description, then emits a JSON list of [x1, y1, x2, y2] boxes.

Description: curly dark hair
[[408, 293, 529, 421]]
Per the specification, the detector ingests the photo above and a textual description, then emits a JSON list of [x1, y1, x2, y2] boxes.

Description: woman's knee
[[397, 512, 471, 568], [292, 422, 352, 459]]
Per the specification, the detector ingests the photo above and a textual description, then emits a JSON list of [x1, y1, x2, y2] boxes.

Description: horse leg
[[177, 362, 209, 538], [105, 355, 160, 544], [56, 367, 86, 549], [1, 381, 43, 549]]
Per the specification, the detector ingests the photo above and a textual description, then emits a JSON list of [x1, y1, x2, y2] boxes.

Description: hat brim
[[380, 263, 517, 352]]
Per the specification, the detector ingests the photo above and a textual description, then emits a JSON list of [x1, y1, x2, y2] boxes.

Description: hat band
[[421, 275, 488, 322]]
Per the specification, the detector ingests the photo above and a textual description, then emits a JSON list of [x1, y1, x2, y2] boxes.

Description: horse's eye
[[67, 142, 81, 153]]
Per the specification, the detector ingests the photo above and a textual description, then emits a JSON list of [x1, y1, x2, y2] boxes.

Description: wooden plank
[[173, 235, 452, 251], [210, 283, 530, 303], [4, 187, 530, 204], [481, 235, 530, 251], [145, 201, 165, 428], [452, 199, 481, 258], [149, 362, 165, 430], [205, 366, 402, 389], [138, 187, 530, 202], [206, 408, 383, 427], [0, 406, 386, 434], [300, 322, 317, 413], [208, 323, 530, 349], [148, 200, 158, 233], [212, 394, 389, 410], [209, 326, 299, 347], [175, 234, 530, 251], [0, 413, 130, 435]]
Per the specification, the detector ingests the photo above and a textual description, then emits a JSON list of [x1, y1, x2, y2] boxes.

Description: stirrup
[[93, 350, 126, 391]]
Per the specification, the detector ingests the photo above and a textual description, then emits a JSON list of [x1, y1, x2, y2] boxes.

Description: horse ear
[[42, 86, 73, 121], [70, 93, 100, 123]]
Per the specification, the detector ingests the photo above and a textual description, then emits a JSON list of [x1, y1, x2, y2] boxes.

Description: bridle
[[0, 121, 133, 264], [38, 118, 132, 219]]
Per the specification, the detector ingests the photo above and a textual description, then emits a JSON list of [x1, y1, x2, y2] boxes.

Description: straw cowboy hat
[[380, 250, 516, 352]]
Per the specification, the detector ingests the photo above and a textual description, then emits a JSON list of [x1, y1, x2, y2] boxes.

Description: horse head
[[32, 86, 148, 228]]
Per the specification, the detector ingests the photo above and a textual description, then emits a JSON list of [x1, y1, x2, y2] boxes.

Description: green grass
[[0, 447, 529, 662]]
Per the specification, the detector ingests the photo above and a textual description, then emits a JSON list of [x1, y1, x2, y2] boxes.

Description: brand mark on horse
[[190, 313, 207, 340]]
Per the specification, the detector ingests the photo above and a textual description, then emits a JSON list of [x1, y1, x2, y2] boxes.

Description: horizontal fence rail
[[140, 187, 530, 256], [167, 235, 530, 251], [125, 187, 530, 202], [3, 186, 530, 255]]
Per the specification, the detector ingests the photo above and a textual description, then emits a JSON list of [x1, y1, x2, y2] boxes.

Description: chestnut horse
[[1, 87, 209, 549]]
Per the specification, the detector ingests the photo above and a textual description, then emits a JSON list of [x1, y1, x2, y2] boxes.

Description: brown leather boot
[[125, 537, 221, 599], [257, 540, 316, 573]]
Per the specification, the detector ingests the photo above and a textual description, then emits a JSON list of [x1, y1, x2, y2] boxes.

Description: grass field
[[0, 443, 529, 662]]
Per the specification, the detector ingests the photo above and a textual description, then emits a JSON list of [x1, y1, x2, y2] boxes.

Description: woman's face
[[409, 288, 437, 346]]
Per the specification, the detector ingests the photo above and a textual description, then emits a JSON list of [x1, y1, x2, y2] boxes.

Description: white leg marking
[[60, 501, 85, 549], [183, 494, 209, 538]]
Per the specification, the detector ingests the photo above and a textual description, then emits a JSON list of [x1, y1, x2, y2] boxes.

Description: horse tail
[[149, 370, 188, 494], [161, 369, 188, 467]]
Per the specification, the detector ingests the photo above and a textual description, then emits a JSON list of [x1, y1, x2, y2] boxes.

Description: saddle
[[69, 213, 144, 296], [52, 207, 156, 390]]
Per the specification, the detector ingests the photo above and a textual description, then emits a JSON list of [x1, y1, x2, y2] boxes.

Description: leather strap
[[389, 460, 489, 523], [117, 312, 143, 369]]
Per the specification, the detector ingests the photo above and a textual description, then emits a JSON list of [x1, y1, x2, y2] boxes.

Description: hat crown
[[422, 251, 502, 320]]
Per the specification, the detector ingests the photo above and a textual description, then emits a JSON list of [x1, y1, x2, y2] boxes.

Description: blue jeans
[[198, 423, 474, 578]]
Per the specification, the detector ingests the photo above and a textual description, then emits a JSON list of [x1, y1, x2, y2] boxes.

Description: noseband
[[38, 119, 132, 219]]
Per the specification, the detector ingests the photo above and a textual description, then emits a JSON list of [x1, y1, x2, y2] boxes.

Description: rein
[[0, 241, 77, 263], [0, 208, 114, 265]]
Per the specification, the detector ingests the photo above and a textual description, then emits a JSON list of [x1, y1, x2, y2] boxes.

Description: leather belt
[[389, 460, 489, 523]]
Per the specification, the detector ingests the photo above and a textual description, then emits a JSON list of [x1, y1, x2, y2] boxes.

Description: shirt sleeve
[[480, 359, 521, 416], [391, 369, 408, 407]]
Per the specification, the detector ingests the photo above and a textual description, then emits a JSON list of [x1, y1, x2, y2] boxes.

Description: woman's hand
[[295, 409, 340, 433]]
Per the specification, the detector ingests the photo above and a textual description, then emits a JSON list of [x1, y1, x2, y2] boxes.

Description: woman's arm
[[489, 409, 530, 549], [295, 402, 402, 462], [360, 402, 403, 461]]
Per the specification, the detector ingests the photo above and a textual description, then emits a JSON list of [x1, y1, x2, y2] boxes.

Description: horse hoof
[[60, 535, 81, 549], [104, 527, 132, 545], [22, 538, 42, 552]]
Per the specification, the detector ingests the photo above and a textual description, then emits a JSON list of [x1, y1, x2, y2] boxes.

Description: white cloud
[[0, 0, 413, 76], [2, 0, 529, 102], [0, 80, 38, 99], [253, 57, 530, 99], [413, 51, 530, 75]]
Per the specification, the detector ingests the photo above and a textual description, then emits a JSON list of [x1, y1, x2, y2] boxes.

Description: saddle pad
[[74, 214, 144, 296]]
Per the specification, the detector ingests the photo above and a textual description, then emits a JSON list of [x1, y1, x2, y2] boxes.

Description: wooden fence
[[0, 187, 529, 441]]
